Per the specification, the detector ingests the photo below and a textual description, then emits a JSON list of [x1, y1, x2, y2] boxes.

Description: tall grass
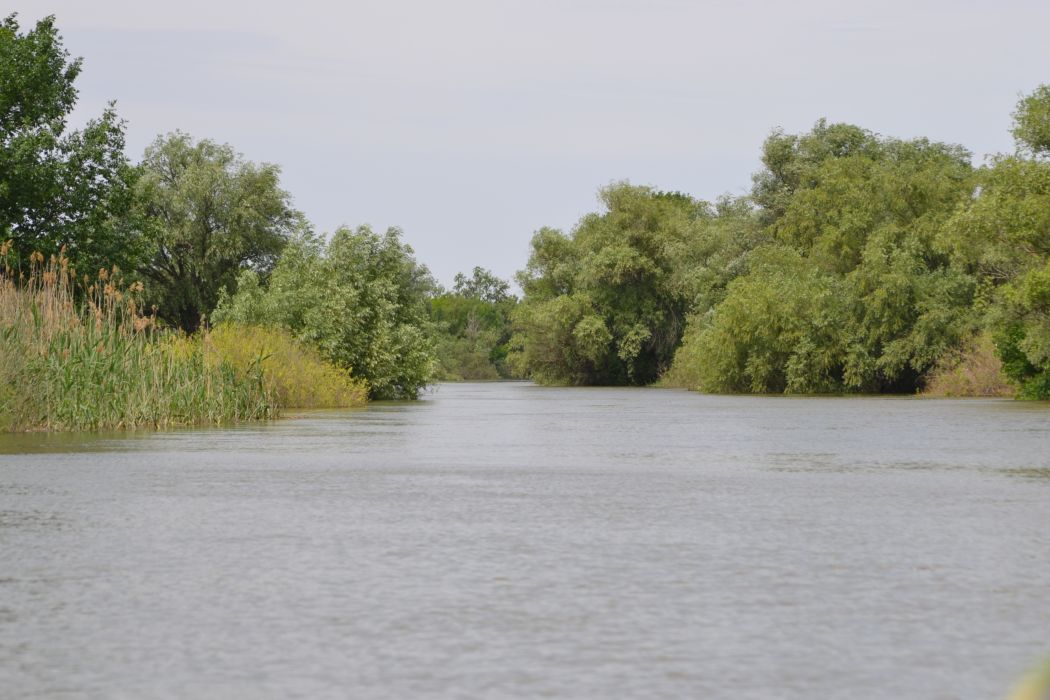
[[0, 245, 280, 431], [207, 323, 368, 409]]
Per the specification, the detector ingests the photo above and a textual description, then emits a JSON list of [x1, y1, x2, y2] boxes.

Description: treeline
[[4, 12, 1049, 422], [511, 91, 1050, 398]]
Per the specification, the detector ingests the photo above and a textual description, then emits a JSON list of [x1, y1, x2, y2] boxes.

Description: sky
[[22, 0, 1050, 288]]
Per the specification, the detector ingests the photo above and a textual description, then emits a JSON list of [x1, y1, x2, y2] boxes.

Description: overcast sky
[[25, 0, 1050, 287]]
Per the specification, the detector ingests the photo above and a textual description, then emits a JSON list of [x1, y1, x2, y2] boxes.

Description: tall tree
[[513, 183, 708, 385], [136, 132, 298, 331], [0, 14, 139, 274]]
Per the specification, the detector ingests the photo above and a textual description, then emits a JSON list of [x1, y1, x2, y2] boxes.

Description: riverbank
[[0, 252, 366, 432]]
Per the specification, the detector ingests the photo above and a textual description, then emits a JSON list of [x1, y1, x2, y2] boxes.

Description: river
[[1, 382, 1048, 698]]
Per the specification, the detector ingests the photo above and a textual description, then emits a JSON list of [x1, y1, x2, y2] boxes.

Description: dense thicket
[[213, 226, 437, 399], [513, 90, 1050, 398], [430, 267, 517, 380]]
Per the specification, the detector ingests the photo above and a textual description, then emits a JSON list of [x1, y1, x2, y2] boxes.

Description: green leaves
[[0, 15, 138, 274], [135, 132, 298, 330], [1012, 84, 1050, 156], [514, 182, 708, 385], [214, 226, 437, 400]]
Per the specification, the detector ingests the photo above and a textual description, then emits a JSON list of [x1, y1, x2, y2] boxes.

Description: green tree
[[0, 14, 140, 274], [671, 122, 976, 393], [136, 132, 298, 331], [1012, 84, 1050, 156], [673, 246, 852, 393], [946, 86, 1050, 397], [431, 267, 517, 380], [513, 183, 708, 385], [214, 226, 438, 399], [452, 266, 511, 303]]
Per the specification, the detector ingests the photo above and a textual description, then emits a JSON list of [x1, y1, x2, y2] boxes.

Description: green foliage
[[0, 250, 276, 431], [0, 14, 141, 275], [452, 266, 511, 303], [1012, 84, 1050, 156], [994, 263, 1050, 398], [207, 323, 367, 408], [945, 137, 1050, 398], [668, 247, 851, 393], [430, 268, 517, 380], [135, 131, 298, 331], [214, 226, 437, 399], [670, 122, 977, 394], [513, 183, 710, 385]]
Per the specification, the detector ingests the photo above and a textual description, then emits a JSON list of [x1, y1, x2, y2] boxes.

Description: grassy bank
[[0, 247, 366, 432]]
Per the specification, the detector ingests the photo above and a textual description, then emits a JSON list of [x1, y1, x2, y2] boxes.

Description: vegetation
[[511, 185, 708, 385], [0, 243, 366, 431], [135, 132, 299, 331], [667, 125, 977, 394], [0, 246, 274, 431], [213, 226, 437, 400], [4, 13, 1050, 433], [0, 14, 140, 275], [430, 267, 517, 380], [207, 324, 368, 409], [920, 333, 1012, 398], [511, 89, 1050, 400]]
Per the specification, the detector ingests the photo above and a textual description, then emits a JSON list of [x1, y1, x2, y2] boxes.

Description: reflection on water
[[1, 383, 1049, 699]]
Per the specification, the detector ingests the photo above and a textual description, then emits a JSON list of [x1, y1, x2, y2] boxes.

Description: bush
[[207, 324, 367, 408], [921, 332, 1013, 397]]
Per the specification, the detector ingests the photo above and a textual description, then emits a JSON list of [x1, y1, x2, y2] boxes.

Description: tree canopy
[[135, 132, 298, 331], [214, 226, 437, 399], [0, 13, 139, 274], [511, 183, 709, 385]]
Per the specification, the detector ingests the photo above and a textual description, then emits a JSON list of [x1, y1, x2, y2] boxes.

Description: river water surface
[[1, 382, 1049, 699]]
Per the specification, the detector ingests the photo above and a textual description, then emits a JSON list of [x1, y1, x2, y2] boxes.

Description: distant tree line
[[3, 14, 1049, 398], [511, 99, 1050, 398]]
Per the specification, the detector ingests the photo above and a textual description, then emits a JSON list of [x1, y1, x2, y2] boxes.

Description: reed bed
[[0, 244, 282, 431], [207, 323, 368, 409]]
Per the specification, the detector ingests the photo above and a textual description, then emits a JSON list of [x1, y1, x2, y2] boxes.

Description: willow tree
[[512, 183, 708, 385], [670, 122, 977, 393], [947, 85, 1050, 398], [135, 132, 298, 331]]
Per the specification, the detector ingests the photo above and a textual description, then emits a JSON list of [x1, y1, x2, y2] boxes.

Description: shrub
[[207, 324, 367, 408], [921, 332, 1014, 397]]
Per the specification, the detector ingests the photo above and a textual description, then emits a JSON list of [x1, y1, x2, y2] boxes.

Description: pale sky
[[24, 0, 1050, 288]]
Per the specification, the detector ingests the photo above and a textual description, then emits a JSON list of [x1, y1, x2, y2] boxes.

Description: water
[[1, 382, 1048, 699]]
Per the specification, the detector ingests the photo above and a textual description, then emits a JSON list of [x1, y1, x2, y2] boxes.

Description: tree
[[0, 14, 140, 274], [946, 86, 1050, 397], [669, 123, 977, 394], [672, 246, 852, 393], [1012, 84, 1050, 157], [452, 266, 511, 303], [512, 183, 708, 385], [431, 267, 517, 379], [214, 226, 439, 399], [136, 132, 298, 331]]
